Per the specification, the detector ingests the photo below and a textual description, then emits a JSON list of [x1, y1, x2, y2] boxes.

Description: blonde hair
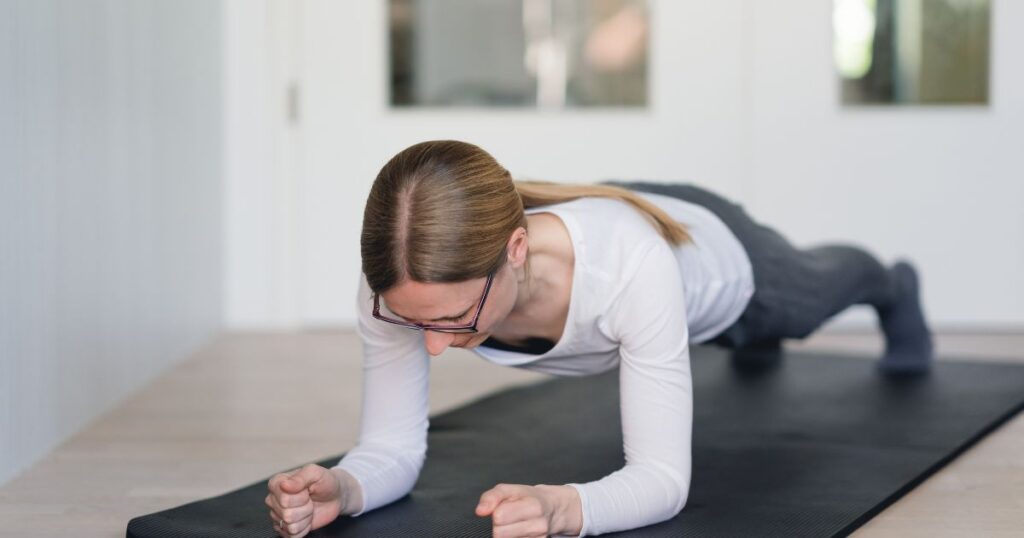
[[514, 179, 691, 245], [361, 140, 690, 293]]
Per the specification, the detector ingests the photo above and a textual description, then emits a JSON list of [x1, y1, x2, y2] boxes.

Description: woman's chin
[[464, 333, 489, 348]]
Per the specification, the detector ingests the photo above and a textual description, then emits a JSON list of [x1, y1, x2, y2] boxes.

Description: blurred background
[[1, 0, 1019, 510]]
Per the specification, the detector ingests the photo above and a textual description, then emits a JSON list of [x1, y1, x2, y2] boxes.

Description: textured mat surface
[[126, 347, 1024, 537]]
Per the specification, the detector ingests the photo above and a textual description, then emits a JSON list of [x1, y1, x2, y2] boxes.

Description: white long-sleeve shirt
[[334, 191, 755, 536]]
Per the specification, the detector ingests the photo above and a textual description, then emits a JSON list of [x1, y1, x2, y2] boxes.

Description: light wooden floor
[[1, 329, 1022, 537]]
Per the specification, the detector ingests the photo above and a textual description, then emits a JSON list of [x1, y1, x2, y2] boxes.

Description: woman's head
[[361, 139, 525, 291], [361, 140, 528, 354]]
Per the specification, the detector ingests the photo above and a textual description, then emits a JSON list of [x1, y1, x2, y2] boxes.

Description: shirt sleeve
[[331, 273, 431, 516], [565, 238, 693, 536]]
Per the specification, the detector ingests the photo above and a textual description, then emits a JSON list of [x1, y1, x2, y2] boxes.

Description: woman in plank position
[[265, 140, 933, 537]]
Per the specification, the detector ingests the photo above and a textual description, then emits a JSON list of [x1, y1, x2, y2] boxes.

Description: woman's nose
[[423, 330, 456, 356]]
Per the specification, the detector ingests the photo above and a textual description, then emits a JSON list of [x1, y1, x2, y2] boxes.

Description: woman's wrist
[[536, 484, 583, 536], [330, 467, 363, 516]]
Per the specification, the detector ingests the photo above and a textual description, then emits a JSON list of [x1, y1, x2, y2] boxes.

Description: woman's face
[[378, 263, 519, 356]]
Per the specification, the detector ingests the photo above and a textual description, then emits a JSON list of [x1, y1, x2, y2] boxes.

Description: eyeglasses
[[372, 271, 495, 333]]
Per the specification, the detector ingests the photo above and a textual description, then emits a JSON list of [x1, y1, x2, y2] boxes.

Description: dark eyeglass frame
[[372, 271, 496, 333]]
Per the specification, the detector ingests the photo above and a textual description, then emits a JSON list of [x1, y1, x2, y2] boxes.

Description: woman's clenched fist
[[266, 463, 347, 537]]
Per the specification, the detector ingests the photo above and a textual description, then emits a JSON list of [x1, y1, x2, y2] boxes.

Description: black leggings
[[603, 181, 899, 349]]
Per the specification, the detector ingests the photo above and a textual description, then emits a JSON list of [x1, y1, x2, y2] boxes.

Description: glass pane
[[833, 0, 989, 105], [389, 0, 649, 108]]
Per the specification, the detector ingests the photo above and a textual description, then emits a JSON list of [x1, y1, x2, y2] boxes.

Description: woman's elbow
[[671, 485, 690, 516], [656, 463, 690, 517]]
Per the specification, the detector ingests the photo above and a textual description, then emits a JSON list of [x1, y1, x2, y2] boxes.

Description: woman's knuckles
[[278, 506, 308, 523], [274, 490, 311, 508]]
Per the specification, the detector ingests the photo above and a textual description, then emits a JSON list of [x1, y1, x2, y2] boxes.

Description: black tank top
[[480, 336, 556, 355]]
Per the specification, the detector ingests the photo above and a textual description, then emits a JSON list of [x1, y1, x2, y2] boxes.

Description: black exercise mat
[[126, 347, 1024, 537]]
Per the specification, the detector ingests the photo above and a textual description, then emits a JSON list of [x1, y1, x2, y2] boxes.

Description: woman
[[265, 140, 933, 537]]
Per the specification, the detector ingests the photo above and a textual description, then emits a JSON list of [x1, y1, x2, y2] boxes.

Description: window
[[834, 0, 989, 105], [389, 0, 649, 108]]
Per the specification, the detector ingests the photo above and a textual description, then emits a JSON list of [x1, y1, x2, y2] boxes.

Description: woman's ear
[[506, 226, 529, 268]]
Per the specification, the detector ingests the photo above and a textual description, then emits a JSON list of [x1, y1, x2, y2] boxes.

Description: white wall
[[0, 1, 223, 486], [225, 0, 1024, 330], [223, 0, 306, 328]]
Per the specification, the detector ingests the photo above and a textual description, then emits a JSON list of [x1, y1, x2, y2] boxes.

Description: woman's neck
[[501, 212, 574, 343]]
